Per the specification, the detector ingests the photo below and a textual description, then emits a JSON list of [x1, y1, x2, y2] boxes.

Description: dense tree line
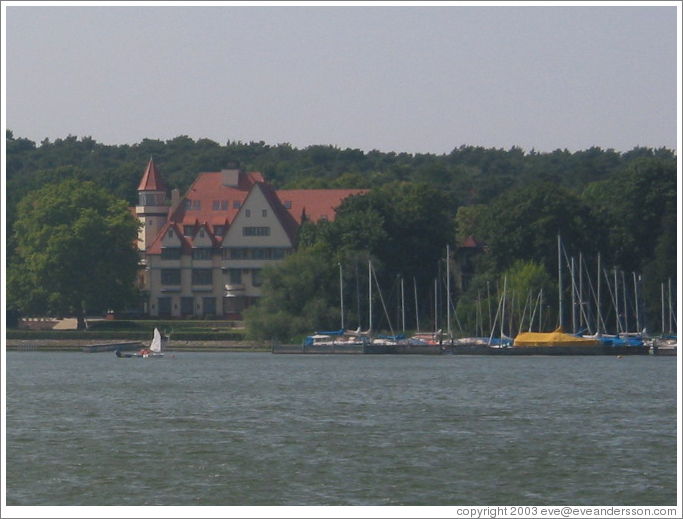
[[5, 130, 678, 337]]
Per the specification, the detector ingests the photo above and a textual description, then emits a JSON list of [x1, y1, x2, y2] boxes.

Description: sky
[[2, 1, 681, 155]]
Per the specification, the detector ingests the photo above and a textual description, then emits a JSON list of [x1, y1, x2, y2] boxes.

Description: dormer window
[[213, 201, 220, 211], [233, 201, 241, 209], [214, 225, 224, 236], [221, 201, 228, 211], [284, 201, 292, 209], [193, 201, 200, 210]]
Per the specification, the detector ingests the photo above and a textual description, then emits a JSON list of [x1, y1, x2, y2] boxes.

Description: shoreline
[[4, 339, 271, 353]]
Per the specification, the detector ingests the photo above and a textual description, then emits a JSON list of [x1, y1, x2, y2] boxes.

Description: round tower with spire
[[136, 157, 168, 251]]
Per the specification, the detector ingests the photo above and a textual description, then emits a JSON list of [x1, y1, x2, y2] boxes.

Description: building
[[135, 159, 365, 319]]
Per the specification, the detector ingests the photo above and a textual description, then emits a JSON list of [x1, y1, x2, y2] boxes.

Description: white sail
[[150, 328, 163, 353]]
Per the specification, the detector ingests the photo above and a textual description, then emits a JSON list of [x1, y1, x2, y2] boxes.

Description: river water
[[4, 352, 679, 507]]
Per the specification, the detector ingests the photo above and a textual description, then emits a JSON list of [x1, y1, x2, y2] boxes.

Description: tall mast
[[401, 277, 405, 333], [413, 277, 420, 333], [434, 278, 438, 333], [661, 282, 666, 334], [446, 245, 451, 339], [339, 263, 344, 330], [368, 260, 373, 334], [596, 253, 602, 336], [621, 270, 628, 335], [558, 234, 563, 330], [668, 277, 673, 334], [614, 268, 620, 334], [571, 256, 577, 334]]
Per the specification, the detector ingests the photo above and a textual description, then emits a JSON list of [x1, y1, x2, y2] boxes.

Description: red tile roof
[[137, 157, 166, 191], [144, 169, 368, 255], [459, 235, 484, 249], [277, 189, 367, 223]]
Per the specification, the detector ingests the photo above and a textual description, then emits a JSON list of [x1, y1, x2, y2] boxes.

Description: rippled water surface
[[5, 352, 679, 506]]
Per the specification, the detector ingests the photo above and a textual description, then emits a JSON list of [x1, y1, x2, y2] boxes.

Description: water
[[4, 352, 679, 506]]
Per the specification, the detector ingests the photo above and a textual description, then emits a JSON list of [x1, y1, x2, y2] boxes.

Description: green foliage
[[5, 131, 677, 335], [244, 243, 340, 341], [7, 179, 141, 328]]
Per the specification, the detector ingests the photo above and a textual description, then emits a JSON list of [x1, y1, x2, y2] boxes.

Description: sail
[[150, 328, 163, 352]]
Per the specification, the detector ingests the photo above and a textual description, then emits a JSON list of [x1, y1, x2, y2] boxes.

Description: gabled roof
[[167, 170, 262, 228], [144, 169, 367, 254], [459, 235, 484, 249], [259, 183, 300, 244], [276, 189, 367, 223], [137, 157, 166, 191]]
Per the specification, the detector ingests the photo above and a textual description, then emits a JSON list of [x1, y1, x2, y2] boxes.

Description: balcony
[[224, 284, 245, 297]]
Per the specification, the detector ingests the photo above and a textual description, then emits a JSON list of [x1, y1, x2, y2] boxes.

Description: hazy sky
[[3, 2, 680, 155]]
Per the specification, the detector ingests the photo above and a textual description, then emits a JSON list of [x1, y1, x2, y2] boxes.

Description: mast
[[434, 278, 438, 333], [339, 263, 344, 330], [446, 245, 451, 339], [401, 277, 405, 333], [621, 270, 628, 335], [501, 275, 507, 339], [668, 277, 673, 334], [633, 272, 640, 335], [368, 260, 373, 334], [558, 234, 563, 329], [614, 268, 620, 334], [413, 277, 420, 333], [596, 253, 602, 336], [661, 282, 666, 334], [571, 256, 577, 334], [579, 252, 584, 332]]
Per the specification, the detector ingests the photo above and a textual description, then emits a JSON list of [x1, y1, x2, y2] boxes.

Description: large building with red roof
[[135, 159, 365, 319]]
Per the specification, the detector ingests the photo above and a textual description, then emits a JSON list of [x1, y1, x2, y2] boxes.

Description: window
[[233, 201, 241, 209], [229, 269, 242, 285], [168, 229, 174, 238], [221, 201, 228, 211], [192, 268, 213, 285], [213, 201, 220, 211], [284, 201, 292, 209], [214, 225, 224, 237], [273, 248, 286, 260], [243, 227, 270, 237], [203, 297, 216, 316], [181, 297, 194, 316], [252, 248, 264, 260], [139, 193, 164, 205], [192, 248, 212, 260], [193, 200, 201, 211], [262, 209, 268, 217], [158, 297, 172, 316], [161, 247, 181, 260], [185, 200, 192, 211], [224, 248, 248, 259], [183, 225, 194, 237], [252, 269, 262, 287], [161, 269, 181, 285], [245, 209, 251, 217]]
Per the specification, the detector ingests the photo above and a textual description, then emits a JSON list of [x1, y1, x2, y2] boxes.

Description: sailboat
[[298, 263, 368, 354], [115, 328, 166, 358]]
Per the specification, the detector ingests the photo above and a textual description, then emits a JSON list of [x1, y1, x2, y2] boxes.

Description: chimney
[[221, 169, 240, 187], [171, 189, 181, 212]]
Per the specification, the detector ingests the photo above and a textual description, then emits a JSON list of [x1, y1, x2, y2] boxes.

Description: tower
[[136, 157, 168, 252]]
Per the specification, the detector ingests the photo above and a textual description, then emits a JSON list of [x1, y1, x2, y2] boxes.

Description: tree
[[244, 243, 340, 341], [7, 179, 142, 329]]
